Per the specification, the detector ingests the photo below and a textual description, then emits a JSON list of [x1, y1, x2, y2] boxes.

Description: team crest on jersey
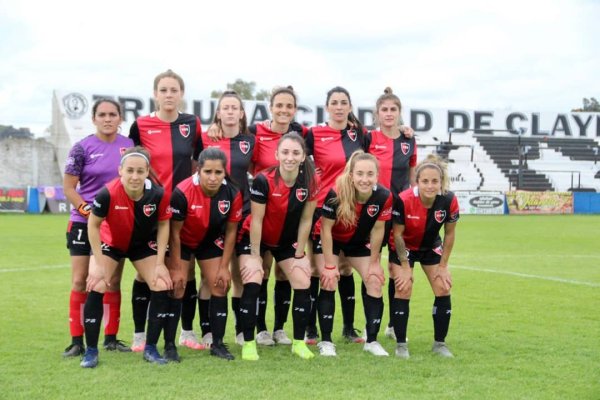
[[401, 142, 410, 155], [239, 141, 250, 155], [296, 188, 308, 202], [214, 236, 225, 250], [367, 204, 379, 217], [218, 200, 230, 215], [143, 204, 156, 217], [179, 124, 190, 138], [347, 129, 357, 142], [434, 209, 446, 223], [119, 147, 128, 156]]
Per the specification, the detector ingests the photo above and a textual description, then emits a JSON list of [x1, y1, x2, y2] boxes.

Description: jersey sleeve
[[305, 128, 314, 156], [321, 189, 338, 220], [229, 191, 244, 222], [64, 142, 85, 176], [129, 121, 141, 145], [192, 116, 204, 160], [447, 193, 460, 223], [169, 188, 188, 221], [250, 173, 269, 204], [378, 192, 393, 221], [157, 188, 172, 221], [248, 125, 257, 135], [409, 137, 417, 167], [364, 131, 373, 154], [392, 197, 405, 225], [92, 187, 111, 218]]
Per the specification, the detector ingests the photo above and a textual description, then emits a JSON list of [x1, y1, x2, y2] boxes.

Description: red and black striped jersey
[[365, 130, 417, 198], [197, 132, 255, 214], [240, 168, 318, 248], [317, 184, 393, 245], [92, 178, 171, 252], [129, 112, 203, 198], [170, 173, 243, 249], [250, 122, 308, 175], [393, 187, 460, 251], [305, 125, 366, 207]]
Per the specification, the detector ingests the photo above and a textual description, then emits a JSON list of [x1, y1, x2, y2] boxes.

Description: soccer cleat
[[432, 341, 454, 358], [80, 347, 99, 368], [304, 326, 319, 345], [395, 343, 410, 359], [342, 326, 365, 343], [241, 341, 259, 361], [178, 330, 205, 350], [256, 330, 275, 346], [131, 332, 146, 352], [317, 341, 337, 357], [235, 332, 244, 346], [163, 343, 181, 363], [363, 341, 389, 357], [291, 339, 315, 359], [143, 344, 167, 365], [202, 332, 213, 348], [210, 341, 235, 361], [384, 326, 397, 341], [104, 339, 132, 352], [63, 343, 85, 358], [273, 329, 292, 345]]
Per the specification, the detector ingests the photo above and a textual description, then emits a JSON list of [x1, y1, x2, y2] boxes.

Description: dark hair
[[325, 86, 363, 134], [153, 69, 185, 92], [212, 90, 248, 135], [92, 98, 122, 118], [197, 147, 236, 189], [267, 132, 317, 195], [374, 86, 402, 127], [270, 85, 297, 107]]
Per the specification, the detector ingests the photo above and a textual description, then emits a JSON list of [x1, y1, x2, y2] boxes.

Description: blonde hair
[[374, 86, 402, 128], [415, 154, 450, 194], [330, 151, 379, 227], [153, 69, 185, 112]]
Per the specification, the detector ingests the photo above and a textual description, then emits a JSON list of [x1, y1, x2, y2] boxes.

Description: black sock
[[433, 295, 452, 342], [198, 298, 211, 336], [274, 280, 291, 331], [364, 293, 383, 343], [387, 278, 395, 328], [231, 297, 241, 335], [180, 279, 197, 331], [83, 291, 104, 349], [307, 276, 320, 329], [163, 297, 181, 346], [391, 298, 410, 343], [147, 290, 169, 346], [72, 336, 84, 346], [210, 296, 228, 344], [256, 279, 268, 332], [291, 289, 311, 341], [317, 289, 335, 342], [240, 283, 261, 341], [339, 274, 355, 328], [131, 280, 150, 333]]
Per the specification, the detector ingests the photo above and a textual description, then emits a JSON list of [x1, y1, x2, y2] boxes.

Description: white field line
[[0, 264, 70, 273], [453, 265, 600, 288]]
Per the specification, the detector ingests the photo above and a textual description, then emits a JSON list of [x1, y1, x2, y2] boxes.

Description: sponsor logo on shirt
[[401, 142, 410, 155], [272, 192, 282, 197], [169, 206, 180, 215], [322, 204, 334, 213], [218, 200, 230, 215], [179, 124, 190, 138], [114, 205, 128, 210], [65, 157, 75, 166], [147, 129, 161, 135], [143, 204, 156, 217], [191, 204, 203, 210], [320, 137, 334, 142], [381, 206, 392, 217], [250, 188, 264, 197], [90, 153, 103, 159], [434, 209, 446, 223], [119, 147, 128, 156], [374, 145, 387, 150], [239, 141, 250, 155], [296, 188, 308, 202], [406, 214, 419, 220], [259, 136, 273, 141], [367, 204, 379, 217]]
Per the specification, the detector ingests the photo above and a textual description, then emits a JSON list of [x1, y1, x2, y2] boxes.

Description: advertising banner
[[0, 187, 27, 212], [40, 186, 70, 213], [505, 191, 573, 214], [455, 191, 505, 214]]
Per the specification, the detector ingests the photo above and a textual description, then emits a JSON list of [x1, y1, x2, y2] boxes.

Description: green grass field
[[0, 214, 598, 399]]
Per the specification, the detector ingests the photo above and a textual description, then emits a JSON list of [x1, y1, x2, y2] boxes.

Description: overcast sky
[[1, 0, 598, 135]]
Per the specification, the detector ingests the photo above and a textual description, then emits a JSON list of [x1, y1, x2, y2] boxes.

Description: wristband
[[324, 265, 337, 270], [77, 202, 92, 218], [294, 252, 306, 259]]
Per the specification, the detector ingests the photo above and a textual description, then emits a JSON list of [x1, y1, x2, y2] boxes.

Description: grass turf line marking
[[453, 265, 600, 288], [0, 264, 70, 273]]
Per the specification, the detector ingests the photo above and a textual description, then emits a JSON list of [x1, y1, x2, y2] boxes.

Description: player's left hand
[[367, 261, 385, 286], [290, 255, 311, 279], [214, 266, 231, 290], [399, 125, 415, 138], [434, 266, 452, 291], [153, 263, 173, 290]]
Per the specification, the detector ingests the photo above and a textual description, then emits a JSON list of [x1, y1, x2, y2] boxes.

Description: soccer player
[[62, 98, 133, 357], [313, 151, 393, 357], [365, 87, 417, 340], [390, 154, 459, 359], [170, 147, 243, 360], [128, 70, 203, 352], [80, 147, 174, 368], [236, 133, 318, 360]]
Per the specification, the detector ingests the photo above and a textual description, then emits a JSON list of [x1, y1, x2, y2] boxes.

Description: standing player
[[128, 70, 203, 352], [236, 133, 318, 361], [365, 87, 417, 340], [62, 99, 133, 357], [313, 151, 393, 357], [81, 147, 174, 368], [170, 148, 243, 361], [390, 154, 459, 359]]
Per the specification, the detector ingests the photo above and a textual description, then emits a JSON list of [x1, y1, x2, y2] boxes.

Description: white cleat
[[317, 341, 337, 357], [395, 343, 410, 359], [235, 332, 244, 346], [273, 329, 292, 345], [256, 330, 275, 346], [363, 341, 389, 356], [432, 341, 454, 358]]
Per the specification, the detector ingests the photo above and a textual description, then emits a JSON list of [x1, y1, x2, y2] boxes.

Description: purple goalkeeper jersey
[[64, 134, 133, 223]]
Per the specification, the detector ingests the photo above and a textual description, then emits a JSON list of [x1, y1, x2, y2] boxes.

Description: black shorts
[[181, 236, 225, 261], [66, 221, 91, 256], [101, 241, 157, 262], [388, 245, 443, 267], [236, 234, 297, 262], [312, 237, 372, 258]]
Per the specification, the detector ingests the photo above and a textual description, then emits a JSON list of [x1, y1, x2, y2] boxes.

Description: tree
[[0, 125, 33, 139], [573, 97, 600, 112], [211, 79, 269, 101]]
